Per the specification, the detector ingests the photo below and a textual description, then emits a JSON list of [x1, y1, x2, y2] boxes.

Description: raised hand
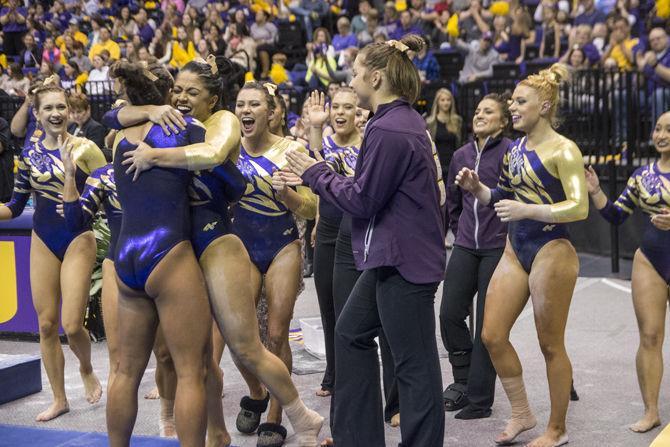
[[306, 90, 330, 129], [147, 105, 187, 135], [58, 135, 76, 178], [454, 167, 481, 193], [584, 165, 601, 195], [285, 149, 318, 177]]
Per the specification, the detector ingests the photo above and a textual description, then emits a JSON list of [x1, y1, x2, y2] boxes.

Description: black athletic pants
[[439, 245, 503, 410]]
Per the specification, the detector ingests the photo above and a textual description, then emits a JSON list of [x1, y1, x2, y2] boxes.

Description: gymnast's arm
[[119, 109, 241, 172], [0, 149, 31, 220], [524, 141, 589, 223]]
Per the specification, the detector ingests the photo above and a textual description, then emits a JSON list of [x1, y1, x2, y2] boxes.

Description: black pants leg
[[439, 245, 503, 410], [313, 215, 341, 392], [304, 218, 315, 266], [466, 247, 503, 410], [333, 267, 444, 447]]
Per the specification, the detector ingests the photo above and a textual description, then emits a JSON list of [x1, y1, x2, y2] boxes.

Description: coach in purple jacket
[[285, 35, 446, 447], [440, 93, 512, 421]]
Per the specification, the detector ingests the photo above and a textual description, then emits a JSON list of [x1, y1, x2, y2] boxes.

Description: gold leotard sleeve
[[549, 139, 589, 223], [71, 136, 107, 174], [282, 139, 317, 220], [184, 110, 241, 170]]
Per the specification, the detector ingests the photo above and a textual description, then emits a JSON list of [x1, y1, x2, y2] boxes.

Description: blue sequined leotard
[[113, 117, 207, 291], [600, 163, 670, 284], [63, 164, 122, 260], [5, 136, 106, 260], [232, 138, 317, 274], [190, 160, 247, 258], [491, 136, 586, 272], [318, 135, 361, 221]]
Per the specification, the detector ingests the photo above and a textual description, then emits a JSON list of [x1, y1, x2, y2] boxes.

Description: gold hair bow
[[386, 40, 409, 53], [138, 60, 158, 81], [206, 54, 218, 75], [43, 75, 59, 87], [263, 82, 277, 97]]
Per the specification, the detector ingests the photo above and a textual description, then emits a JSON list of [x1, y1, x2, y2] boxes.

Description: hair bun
[[400, 34, 424, 54], [541, 63, 570, 87]]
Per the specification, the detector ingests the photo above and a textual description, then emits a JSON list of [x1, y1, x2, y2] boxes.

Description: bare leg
[[629, 250, 668, 433], [480, 242, 535, 444], [149, 241, 212, 447], [106, 285, 159, 447], [525, 240, 578, 447], [30, 234, 69, 422], [102, 260, 120, 395], [263, 241, 302, 425], [201, 236, 322, 441], [60, 231, 101, 404]]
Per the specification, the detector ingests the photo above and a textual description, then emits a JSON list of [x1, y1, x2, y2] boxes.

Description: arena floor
[[0, 254, 667, 447]]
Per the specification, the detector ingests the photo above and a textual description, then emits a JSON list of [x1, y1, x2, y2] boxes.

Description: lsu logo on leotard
[[0, 241, 18, 323], [508, 143, 525, 178], [283, 228, 294, 236], [203, 221, 219, 231], [542, 225, 557, 232]]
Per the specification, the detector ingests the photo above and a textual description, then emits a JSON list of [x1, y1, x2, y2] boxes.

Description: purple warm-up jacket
[[447, 135, 511, 250], [302, 99, 446, 284]]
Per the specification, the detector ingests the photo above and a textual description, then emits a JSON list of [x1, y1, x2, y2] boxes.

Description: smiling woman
[[456, 63, 587, 447], [0, 82, 106, 423]]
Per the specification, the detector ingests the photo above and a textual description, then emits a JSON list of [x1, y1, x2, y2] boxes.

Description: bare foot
[[144, 387, 160, 399], [159, 418, 177, 438], [206, 431, 232, 447], [629, 414, 661, 433], [495, 414, 537, 445], [525, 430, 568, 447], [320, 438, 334, 446], [316, 388, 332, 397], [390, 413, 400, 427], [35, 401, 69, 422], [81, 370, 102, 404]]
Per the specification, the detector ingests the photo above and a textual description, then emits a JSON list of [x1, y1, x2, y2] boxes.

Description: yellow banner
[[0, 241, 18, 324]]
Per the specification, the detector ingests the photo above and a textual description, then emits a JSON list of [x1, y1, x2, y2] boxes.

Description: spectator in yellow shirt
[[56, 19, 89, 48], [89, 27, 121, 62], [169, 26, 196, 69], [603, 15, 639, 71]]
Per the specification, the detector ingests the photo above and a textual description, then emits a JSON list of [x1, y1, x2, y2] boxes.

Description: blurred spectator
[[639, 27, 670, 122], [171, 26, 197, 69], [539, 1, 562, 59], [135, 9, 156, 46], [88, 17, 105, 48], [602, 15, 639, 70], [89, 26, 121, 61], [113, 6, 139, 40], [225, 23, 257, 74], [457, 0, 492, 42], [64, 18, 89, 47], [150, 27, 174, 65], [412, 36, 440, 83], [86, 53, 111, 95], [431, 9, 451, 48], [333, 17, 358, 56], [204, 24, 227, 56], [290, 0, 329, 39], [351, 0, 372, 35], [452, 31, 500, 84], [357, 8, 382, 46], [38, 60, 57, 81], [560, 24, 601, 66], [0, 0, 28, 57], [566, 46, 589, 68], [574, 0, 608, 26], [389, 10, 423, 40], [251, 9, 278, 79], [426, 87, 462, 184], [42, 36, 62, 67], [182, 11, 203, 45], [71, 41, 93, 73], [382, 1, 399, 36], [137, 46, 153, 63], [0, 116, 13, 203], [305, 40, 338, 89], [61, 60, 87, 91], [68, 93, 107, 150], [0, 62, 30, 96], [20, 33, 42, 69], [306, 28, 336, 63], [408, 0, 438, 34], [534, 0, 571, 24]]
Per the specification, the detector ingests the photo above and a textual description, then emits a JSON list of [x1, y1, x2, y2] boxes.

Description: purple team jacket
[[302, 99, 446, 284], [447, 136, 511, 250]]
